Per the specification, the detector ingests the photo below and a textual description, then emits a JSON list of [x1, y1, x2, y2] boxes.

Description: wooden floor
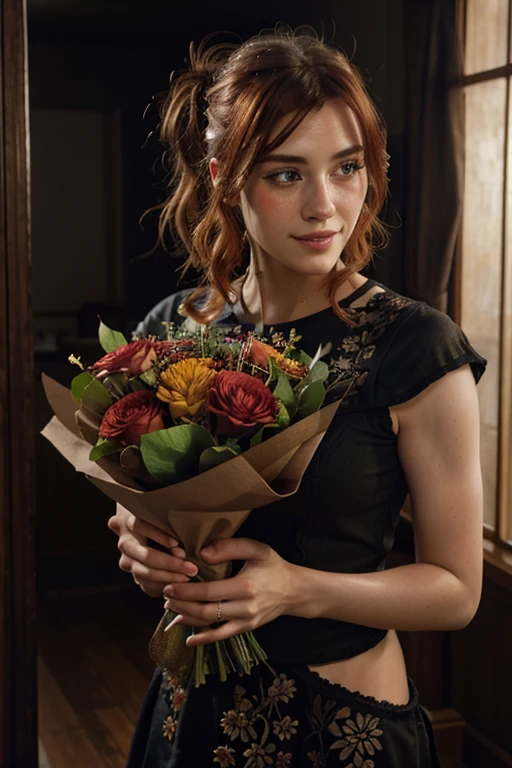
[[37, 585, 163, 768]]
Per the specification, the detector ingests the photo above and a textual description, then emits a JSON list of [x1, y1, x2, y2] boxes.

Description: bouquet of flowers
[[41, 319, 342, 687]]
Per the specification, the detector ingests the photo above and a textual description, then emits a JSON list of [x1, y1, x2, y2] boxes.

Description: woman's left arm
[[163, 364, 484, 645], [292, 362, 484, 632]]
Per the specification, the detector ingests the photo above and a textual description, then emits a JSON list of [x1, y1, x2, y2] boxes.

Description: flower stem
[[214, 641, 227, 682]]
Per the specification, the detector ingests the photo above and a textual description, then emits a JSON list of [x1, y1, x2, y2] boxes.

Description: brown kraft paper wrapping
[[40, 373, 341, 677]]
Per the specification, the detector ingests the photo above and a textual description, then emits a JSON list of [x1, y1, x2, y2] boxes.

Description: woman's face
[[212, 97, 369, 276]]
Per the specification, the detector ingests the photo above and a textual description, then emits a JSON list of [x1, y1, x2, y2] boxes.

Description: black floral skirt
[[127, 660, 442, 768]]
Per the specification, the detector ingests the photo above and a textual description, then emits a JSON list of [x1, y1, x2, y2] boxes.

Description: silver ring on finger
[[217, 601, 223, 622]]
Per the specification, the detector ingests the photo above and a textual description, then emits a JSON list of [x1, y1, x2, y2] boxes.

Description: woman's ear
[[209, 157, 220, 186], [209, 157, 240, 207]]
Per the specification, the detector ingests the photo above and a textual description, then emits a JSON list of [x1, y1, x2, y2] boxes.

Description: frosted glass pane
[[461, 78, 507, 528], [465, 0, 509, 75]]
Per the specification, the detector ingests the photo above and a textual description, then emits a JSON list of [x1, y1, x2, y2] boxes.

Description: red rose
[[99, 390, 165, 446], [91, 339, 157, 378], [207, 370, 279, 438]]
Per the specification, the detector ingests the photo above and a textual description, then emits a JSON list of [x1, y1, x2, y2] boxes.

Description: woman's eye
[[337, 162, 365, 177], [266, 169, 300, 184], [265, 162, 364, 185]]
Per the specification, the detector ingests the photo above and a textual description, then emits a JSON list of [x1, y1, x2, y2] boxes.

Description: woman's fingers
[[163, 598, 254, 626], [118, 536, 198, 580], [125, 557, 192, 586], [186, 620, 249, 647], [132, 577, 169, 598], [126, 515, 180, 550], [162, 575, 253, 603], [108, 509, 180, 550]]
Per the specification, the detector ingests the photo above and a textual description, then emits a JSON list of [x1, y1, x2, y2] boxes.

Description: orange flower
[[244, 339, 308, 379], [274, 356, 309, 379], [243, 339, 280, 370], [157, 357, 217, 420]]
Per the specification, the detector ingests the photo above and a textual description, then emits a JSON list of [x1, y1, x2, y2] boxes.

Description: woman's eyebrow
[[258, 145, 364, 164]]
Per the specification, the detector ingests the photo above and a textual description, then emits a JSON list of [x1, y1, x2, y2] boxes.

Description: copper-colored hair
[[153, 26, 390, 326]]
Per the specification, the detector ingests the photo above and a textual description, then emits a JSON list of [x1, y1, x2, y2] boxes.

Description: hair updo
[[153, 26, 390, 326]]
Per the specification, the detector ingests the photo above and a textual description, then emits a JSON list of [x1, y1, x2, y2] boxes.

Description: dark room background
[[29, 0, 406, 592], [6, 2, 507, 766]]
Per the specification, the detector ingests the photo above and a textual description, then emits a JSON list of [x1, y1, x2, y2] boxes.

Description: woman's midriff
[[307, 629, 410, 705]]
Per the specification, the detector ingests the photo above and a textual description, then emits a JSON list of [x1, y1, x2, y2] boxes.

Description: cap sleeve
[[370, 302, 487, 407], [132, 289, 193, 338]]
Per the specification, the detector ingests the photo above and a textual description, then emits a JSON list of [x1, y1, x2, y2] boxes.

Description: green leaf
[[71, 371, 94, 403], [288, 348, 312, 366], [119, 445, 160, 486], [224, 437, 242, 455], [249, 422, 281, 448], [98, 320, 128, 353], [269, 357, 296, 412], [103, 372, 129, 398], [295, 379, 326, 420], [81, 378, 113, 417], [127, 377, 152, 392], [139, 368, 159, 388], [140, 424, 215, 485], [275, 401, 290, 428], [294, 360, 329, 398], [75, 407, 101, 445], [307, 359, 330, 384], [89, 438, 123, 461], [199, 445, 239, 473]]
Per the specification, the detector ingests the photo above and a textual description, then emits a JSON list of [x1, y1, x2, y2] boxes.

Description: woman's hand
[[161, 537, 300, 646], [107, 504, 198, 598]]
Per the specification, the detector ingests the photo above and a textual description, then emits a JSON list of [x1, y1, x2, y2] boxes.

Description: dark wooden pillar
[[0, 0, 37, 765]]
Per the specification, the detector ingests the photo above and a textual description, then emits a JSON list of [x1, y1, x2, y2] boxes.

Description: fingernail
[[185, 563, 198, 576], [172, 547, 186, 558], [164, 614, 183, 632]]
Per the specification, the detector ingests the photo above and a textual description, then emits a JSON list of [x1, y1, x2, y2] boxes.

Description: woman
[[109, 28, 486, 767]]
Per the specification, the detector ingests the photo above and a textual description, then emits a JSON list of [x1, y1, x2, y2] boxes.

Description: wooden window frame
[[455, 0, 512, 555]]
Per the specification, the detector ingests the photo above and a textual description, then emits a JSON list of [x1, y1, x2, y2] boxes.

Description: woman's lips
[[292, 234, 337, 250]]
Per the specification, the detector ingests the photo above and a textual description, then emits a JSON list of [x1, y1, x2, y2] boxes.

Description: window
[[459, 0, 512, 547]]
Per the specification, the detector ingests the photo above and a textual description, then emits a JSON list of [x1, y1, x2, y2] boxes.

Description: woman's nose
[[302, 179, 337, 221]]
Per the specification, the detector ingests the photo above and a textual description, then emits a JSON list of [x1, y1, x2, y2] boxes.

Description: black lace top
[[135, 278, 487, 664]]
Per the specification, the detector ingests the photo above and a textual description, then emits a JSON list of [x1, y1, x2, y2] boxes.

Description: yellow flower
[[157, 358, 217, 420]]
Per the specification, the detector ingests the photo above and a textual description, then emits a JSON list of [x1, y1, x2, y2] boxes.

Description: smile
[[292, 234, 337, 250]]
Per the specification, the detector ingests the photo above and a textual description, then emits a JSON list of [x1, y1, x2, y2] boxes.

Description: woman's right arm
[[107, 504, 199, 597]]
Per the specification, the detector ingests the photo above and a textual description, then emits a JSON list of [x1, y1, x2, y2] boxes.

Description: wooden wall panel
[[390, 516, 512, 767], [0, 0, 38, 765], [452, 578, 512, 760]]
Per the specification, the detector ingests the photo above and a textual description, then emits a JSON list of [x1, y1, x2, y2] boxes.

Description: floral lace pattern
[[325, 292, 414, 407], [213, 668, 386, 768], [160, 669, 187, 743], [160, 663, 390, 767]]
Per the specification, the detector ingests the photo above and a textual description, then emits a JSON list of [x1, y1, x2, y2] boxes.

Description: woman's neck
[[232, 258, 364, 326]]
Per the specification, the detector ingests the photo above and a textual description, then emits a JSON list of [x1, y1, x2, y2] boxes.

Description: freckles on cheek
[[252, 187, 292, 218]]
